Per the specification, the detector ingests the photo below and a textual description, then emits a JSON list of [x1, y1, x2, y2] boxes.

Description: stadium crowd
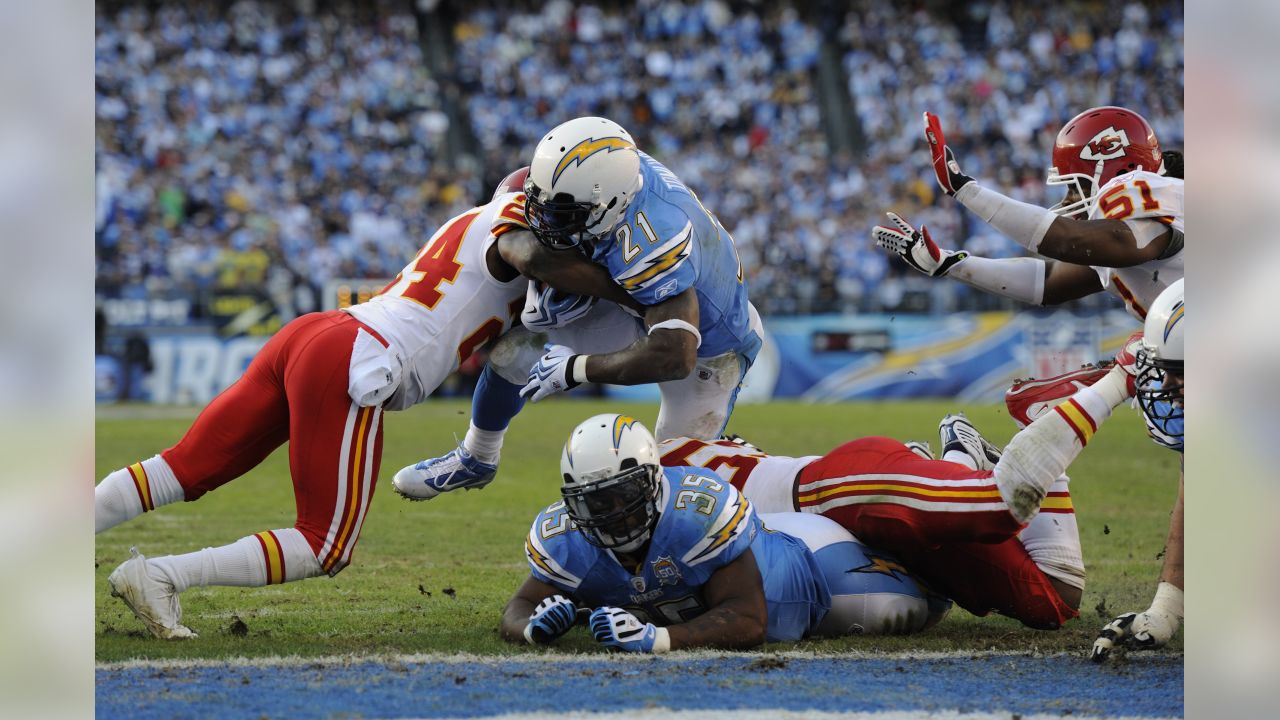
[[96, 0, 1183, 319]]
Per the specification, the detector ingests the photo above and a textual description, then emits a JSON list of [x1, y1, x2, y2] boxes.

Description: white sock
[[1018, 475, 1086, 590], [95, 455, 185, 534], [464, 422, 505, 464], [149, 528, 322, 592], [942, 450, 978, 470]]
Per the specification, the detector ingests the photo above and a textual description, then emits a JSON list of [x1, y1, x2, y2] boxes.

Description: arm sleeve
[[948, 255, 1047, 305]]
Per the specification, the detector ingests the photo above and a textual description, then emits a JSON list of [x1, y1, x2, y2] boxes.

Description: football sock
[[1018, 474, 1085, 590], [95, 455, 185, 534], [464, 422, 505, 464], [942, 450, 978, 470], [465, 366, 524, 462], [149, 528, 321, 592], [995, 382, 1119, 523]]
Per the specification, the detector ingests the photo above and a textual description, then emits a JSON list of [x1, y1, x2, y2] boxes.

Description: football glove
[[1091, 582, 1183, 662], [519, 344, 581, 402], [873, 212, 968, 277], [589, 606, 670, 654], [523, 594, 578, 645], [923, 112, 974, 196], [521, 281, 597, 332]]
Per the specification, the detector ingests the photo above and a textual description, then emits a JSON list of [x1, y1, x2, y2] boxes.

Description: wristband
[[955, 184, 1057, 253], [652, 626, 671, 654], [572, 355, 591, 384], [647, 319, 702, 348]]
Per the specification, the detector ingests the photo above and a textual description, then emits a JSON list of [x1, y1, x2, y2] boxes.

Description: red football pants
[[161, 311, 385, 576], [796, 437, 1076, 629]]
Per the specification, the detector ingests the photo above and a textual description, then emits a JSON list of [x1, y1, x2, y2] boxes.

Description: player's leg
[[394, 303, 642, 499], [93, 314, 323, 533], [654, 349, 746, 441], [760, 513, 940, 637], [1017, 475, 1085, 605]]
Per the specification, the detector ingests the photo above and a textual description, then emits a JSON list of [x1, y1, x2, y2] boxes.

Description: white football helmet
[[1136, 279, 1184, 445], [560, 413, 661, 552], [525, 116, 643, 252]]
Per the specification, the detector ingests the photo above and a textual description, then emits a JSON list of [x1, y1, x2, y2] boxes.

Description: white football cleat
[[107, 548, 196, 639], [903, 440, 934, 460], [938, 413, 1002, 471]]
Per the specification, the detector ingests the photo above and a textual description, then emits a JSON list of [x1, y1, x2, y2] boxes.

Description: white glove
[[520, 344, 582, 402], [1091, 582, 1183, 662], [521, 281, 597, 332], [523, 594, 578, 645], [873, 212, 968, 278], [589, 606, 670, 654]]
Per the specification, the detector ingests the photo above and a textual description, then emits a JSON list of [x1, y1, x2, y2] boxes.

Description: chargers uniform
[[524, 465, 934, 641], [658, 436, 1084, 630], [1088, 171, 1184, 321], [489, 152, 764, 440]]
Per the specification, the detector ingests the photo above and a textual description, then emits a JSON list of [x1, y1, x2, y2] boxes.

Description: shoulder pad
[[524, 501, 586, 590]]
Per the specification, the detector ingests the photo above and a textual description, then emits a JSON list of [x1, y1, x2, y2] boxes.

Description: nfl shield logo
[[630, 576, 646, 593], [651, 555, 682, 586]]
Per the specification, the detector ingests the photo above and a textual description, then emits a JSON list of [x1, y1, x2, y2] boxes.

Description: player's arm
[[875, 213, 1104, 305], [500, 574, 579, 646], [497, 230, 644, 313], [520, 288, 700, 401], [923, 112, 1173, 268], [665, 547, 769, 650]]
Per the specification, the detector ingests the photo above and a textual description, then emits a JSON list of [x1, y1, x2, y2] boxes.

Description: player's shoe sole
[[903, 441, 934, 460], [107, 548, 196, 640], [392, 447, 498, 501], [938, 413, 1002, 471], [1005, 362, 1112, 428]]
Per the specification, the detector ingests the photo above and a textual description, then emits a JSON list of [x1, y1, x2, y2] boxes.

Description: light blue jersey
[[525, 466, 830, 642], [590, 151, 759, 361]]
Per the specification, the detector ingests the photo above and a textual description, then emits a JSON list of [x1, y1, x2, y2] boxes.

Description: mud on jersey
[[1088, 171, 1184, 320], [344, 192, 529, 409], [524, 465, 830, 642]]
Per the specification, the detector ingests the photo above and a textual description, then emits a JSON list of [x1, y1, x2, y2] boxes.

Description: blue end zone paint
[[96, 654, 1183, 719]]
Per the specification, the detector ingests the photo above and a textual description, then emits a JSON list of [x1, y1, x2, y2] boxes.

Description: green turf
[[95, 399, 1182, 662]]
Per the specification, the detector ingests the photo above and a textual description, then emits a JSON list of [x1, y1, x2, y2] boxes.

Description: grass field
[[94, 398, 1182, 663]]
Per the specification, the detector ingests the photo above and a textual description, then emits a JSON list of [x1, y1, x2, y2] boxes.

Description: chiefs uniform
[[659, 436, 1084, 630], [1088, 171, 1184, 320]]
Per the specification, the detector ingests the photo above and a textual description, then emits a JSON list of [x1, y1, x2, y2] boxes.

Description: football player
[[95, 169, 617, 639], [502, 415, 944, 652], [395, 116, 765, 501], [1092, 279, 1184, 661], [875, 107, 1182, 324], [658, 350, 1144, 631]]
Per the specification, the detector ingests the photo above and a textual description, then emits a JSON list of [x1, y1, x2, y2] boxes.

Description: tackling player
[[501, 415, 943, 652], [875, 107, 1182, 324], [659, 349, 1145, 631], [1092, 279, 1184, 661], [395, 116, 765, 501], [95, 170, 609, 639]]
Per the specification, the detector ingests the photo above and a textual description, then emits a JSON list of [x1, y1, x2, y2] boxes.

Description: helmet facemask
[[1135, 345, 1184, 444], [561, 459, 659, 553], [524, 179, 612, 254], [1045, 162, 1102, 219]]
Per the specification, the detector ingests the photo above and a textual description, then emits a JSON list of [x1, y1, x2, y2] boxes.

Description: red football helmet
[[1046, 106, 1162, 217], [491, 166, 530, 201]]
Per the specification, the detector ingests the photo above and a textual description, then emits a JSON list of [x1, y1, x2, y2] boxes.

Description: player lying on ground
[[94, 169, 629, 639], [662, 346, 1145, 631], [501, 415, 946, 652], [875, 106, 1182, 323], [1093, 279, 1184, 661], [394, 115, 764, 501]]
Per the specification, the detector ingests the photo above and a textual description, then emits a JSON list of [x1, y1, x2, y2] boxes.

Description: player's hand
[[1090, 608, 1181, 662], [589, 607, 669, 654], [523, 594, 578, 645], [923, 112, 974, 196], [520, 344, 581, 402], [873, 212, 968, 277], [521, 281, 597, 332]]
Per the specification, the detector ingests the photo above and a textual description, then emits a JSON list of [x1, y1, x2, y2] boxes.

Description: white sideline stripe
[[96, 648, 1182, 671], [453, 712, 1179, 720]]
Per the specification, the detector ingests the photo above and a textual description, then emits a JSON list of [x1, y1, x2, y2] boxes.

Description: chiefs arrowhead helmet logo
[[1080, 127, 1132, 162]]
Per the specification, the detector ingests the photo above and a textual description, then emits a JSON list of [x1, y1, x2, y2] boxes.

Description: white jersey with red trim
[[1088, 171, 1184, 320], [657, 437, 819, 514], [344, 192, 529, 410]]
